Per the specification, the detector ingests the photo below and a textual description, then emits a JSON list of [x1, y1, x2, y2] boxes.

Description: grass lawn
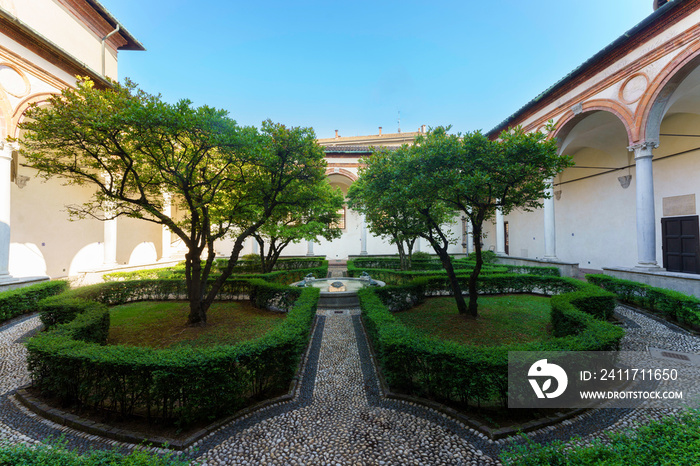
[[395, 295, 553, 346], [108, 301, 285, 349]]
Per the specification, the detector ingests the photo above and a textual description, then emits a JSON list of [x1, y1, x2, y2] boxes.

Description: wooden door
[[662, 216, 700, 274]]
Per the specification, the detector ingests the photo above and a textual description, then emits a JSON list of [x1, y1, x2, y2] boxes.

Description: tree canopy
[[348, 147, 449, 270], [351, 126, 571, 316], [19, 78, 331, 325]]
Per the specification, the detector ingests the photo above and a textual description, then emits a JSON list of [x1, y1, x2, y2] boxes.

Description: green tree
[[348, 148, 429, 270], [19, 78, 329, 325], [414, 126, 572, 316], [253, 175, 344, 273]]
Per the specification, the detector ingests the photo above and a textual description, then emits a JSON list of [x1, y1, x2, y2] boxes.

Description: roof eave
[[486, 0, 682, 138], [85, 0, 145, 51]]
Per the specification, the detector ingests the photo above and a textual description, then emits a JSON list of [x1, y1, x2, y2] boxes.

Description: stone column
[[0, 142, 16, 280], [360, 215, 368, 256], [543, 178, 557, 260], [629, 140, 660, 269], [466, 221, 473, 255], [161, 192, 172, 260], [306, 240, 314, 256], [495, 206, 506, 255]]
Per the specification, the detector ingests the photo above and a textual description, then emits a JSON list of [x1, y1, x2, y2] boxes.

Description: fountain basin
[[290, 277, 385, 308]]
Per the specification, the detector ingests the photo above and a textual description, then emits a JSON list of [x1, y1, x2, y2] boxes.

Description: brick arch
[[637, 40, 700, 144], [325, 167, 358, 182], [11, 92, 59, 138], [552, 99, 636, 152]]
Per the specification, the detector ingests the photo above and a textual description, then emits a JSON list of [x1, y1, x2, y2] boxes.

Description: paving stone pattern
[[0, 304, 696, 465]]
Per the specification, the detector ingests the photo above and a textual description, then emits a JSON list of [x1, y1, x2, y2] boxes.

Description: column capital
[[0, 141, 18, 160], [627, 140, 659, 159]]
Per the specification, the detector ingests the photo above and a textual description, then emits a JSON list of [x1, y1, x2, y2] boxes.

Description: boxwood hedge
[[26, 278, 319, 427], [104, 262, 329, 285], [0, 280, 68, 324], [359, 274, 623, 407], [347, 260, 559, 285], [587, 273, 700, 330], [501, 409, 700, 466]]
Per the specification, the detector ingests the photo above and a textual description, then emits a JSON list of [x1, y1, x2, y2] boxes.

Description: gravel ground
[[0, 303, 697, 465]]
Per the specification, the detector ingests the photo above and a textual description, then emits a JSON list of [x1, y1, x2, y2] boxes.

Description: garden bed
[[25, 277, 319, 432], [108, 300, 286, 349], [395, 295, 553, 347]]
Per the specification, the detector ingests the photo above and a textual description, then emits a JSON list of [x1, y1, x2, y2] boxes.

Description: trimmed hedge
[[0, 441, 189, 466], [347, 260, 559, 285], [0, 280, 68, 324], [501, 409, 700, 466], [215, 257, 327, 273], [27, 279, 318, 427], [359, 274, 623, 407], [104, 263, 329, 285], [587, 274, 700, 330]]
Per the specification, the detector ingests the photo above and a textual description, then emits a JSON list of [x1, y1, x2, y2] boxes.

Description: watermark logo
[[528, 359, 568, 399]]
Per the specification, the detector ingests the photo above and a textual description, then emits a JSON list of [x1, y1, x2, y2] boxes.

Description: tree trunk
[[255, 235, 268, 273], [396, 240, 408, 271], [406, 239, 415, 270], [430, 239, 470, 316], [467, 219, 484, 318], [185, 252, 208, 326]]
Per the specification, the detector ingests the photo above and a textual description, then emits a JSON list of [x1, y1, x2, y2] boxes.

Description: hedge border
[[358, 274, 623, 412], [587, 273, 700, 331], [26, 278, 319, 429], [103, 260, 329, 282], [347, 260, 559, 285], [0, 280, 68, 325], [17, 308, 322, 450]]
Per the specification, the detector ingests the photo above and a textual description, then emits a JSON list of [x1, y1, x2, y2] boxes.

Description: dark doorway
[[661, 215, 700, 274], [504, 221, 510, 256]]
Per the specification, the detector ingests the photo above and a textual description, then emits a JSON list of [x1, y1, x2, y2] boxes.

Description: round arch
[[553, 99, 636, 152], [638, 41, 700, 143], [11, 92, 59, 138], [325, 167, 358, 182]]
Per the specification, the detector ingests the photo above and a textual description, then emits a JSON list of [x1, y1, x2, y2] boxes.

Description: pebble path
[[0, 303, 697, 465]]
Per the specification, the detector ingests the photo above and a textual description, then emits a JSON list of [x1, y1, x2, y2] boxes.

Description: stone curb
[[357, 313, 587, 440], [14, 314, 321, 451]]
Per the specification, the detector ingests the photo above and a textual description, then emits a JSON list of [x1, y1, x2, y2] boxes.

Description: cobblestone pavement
[[0, 304, 697, 465]]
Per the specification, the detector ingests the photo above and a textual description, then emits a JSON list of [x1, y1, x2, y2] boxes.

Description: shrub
[[587, 274, 700, 330], [26, 279, 319, 427], [359, 274, 624, 407], [410, 251, 432, 261], [0, 441, 190, 466], [0, 280, 68, 324], [468, 250, 498, 264], [501, 409, 700, 466], [105, 263, 328, 284]]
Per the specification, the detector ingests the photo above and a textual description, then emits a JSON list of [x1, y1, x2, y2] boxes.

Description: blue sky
[[99, 0, 652, 139]]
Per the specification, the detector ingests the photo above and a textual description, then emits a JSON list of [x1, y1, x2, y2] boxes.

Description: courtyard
[[2, 1, 700, 464]]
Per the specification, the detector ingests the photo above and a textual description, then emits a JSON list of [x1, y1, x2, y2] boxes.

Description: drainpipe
[[101, 24, 120, 77]]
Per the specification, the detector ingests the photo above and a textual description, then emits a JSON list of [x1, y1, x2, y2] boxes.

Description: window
[[332, 207, 346, 230]]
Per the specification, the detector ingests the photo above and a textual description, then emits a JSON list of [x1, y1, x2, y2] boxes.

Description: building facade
[[236, 127, 465, 261], [482, 0, 700, 295], [0, 0, 166, 287]]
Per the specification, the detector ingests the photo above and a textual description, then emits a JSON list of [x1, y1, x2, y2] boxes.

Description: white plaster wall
[[1, 0, 119, 79], [503, 207, 545, 260], [117, 216, 161, 266], [10, 165, 105, 278], [652, 113, 700, 267]]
